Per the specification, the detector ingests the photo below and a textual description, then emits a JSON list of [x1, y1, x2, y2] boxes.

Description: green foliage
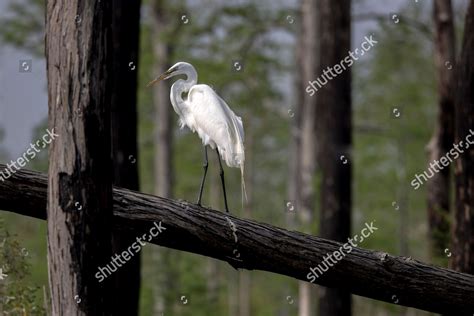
[[0, 0, 45, 56], [0, 218, 46, 315]]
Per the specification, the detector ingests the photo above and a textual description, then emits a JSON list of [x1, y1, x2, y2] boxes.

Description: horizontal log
[[0, 165, 473, 314]]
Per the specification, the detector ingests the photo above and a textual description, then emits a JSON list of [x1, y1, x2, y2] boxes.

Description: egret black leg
[[216, 148, 230, 213], [196, 146, 208, 206]]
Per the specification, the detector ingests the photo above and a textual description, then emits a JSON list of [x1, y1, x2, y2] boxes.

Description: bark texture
[[110, 0, 141, 314], [45, 1, 114, 314], [316, 1, 352, 315], [1, 167, 474, 314], [427, 0, 456, 260], [452, 0, 474, 274]]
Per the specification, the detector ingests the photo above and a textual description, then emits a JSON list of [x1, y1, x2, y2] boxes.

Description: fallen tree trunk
[[0, 165, 473, 314]]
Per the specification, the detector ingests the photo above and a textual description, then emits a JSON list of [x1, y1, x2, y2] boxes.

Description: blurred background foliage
[[0, 0, 468, 315]]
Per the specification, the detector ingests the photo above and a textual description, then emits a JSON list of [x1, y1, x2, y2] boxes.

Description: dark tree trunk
[[110, 1, 141, 315], [1, 166, 474, 315], [316, 1, 352, 315], [45, 1, 114, 314], [452, 0, 474, 274], [427, 0, 456, 260]]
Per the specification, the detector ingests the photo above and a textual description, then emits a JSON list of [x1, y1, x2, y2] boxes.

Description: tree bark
[[316, 1, 352, 315], [1, 167, 474, 314], [427, 0, 456, 260], [110, 1, 141, 315], [452, 0, 474, 274], [45, 1, 114, 314]]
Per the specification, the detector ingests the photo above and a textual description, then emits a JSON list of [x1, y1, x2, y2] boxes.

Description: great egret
[[147, 62, 246, 212]]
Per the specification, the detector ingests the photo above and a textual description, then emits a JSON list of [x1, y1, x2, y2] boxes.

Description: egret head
[[146, 62, 194, 87]]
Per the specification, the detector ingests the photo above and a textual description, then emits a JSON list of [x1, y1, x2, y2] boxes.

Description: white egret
[[147, 62, 246, 212]]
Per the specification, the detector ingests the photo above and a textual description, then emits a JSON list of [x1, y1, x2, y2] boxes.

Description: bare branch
[[0, 165, 473, 314]]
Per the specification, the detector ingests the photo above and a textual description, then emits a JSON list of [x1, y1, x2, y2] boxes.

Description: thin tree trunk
[[110, 1, 141, 315], [395, 138, 409, 316], [427, 0, 456, 260], [45, 1, 114, 314], [153, 0, 174, 200], [206, 257, 219, 304], [396, 137, 409, 258], [151, 1, 174, 314], [285, 23, 302, 316], [297, 0, 318, 315], [239, 130, 253, 316], [288, 9, 303, 235], [207, 169, 220, 305], [228, 270, 239, 316], [299, 0, 317, 230], [452, 0, 474, 274], [238, 271, 250, 316], [316, 1, 352, 315]]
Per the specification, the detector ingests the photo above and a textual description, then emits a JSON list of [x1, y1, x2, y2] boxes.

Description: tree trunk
[[316, 1, 352, 315], [427, 0, 456, 260], [286, 17, 302, 315], [395, 139, 409, 316], [45, 1, 114, 314], [110, 1, 141, 315], [452, 0, 474, 274], [151, 1, 174, 314], [296, 0, 319, 315], [152, 1, 174, 199], [2, 166, 474, 314], [238, 270, 250, 316]]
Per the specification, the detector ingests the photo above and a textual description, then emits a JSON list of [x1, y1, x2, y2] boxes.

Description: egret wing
[[188, 84, 244, 168]]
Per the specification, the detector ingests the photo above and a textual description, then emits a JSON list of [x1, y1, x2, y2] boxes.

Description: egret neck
[[169, 65, 197, 121]]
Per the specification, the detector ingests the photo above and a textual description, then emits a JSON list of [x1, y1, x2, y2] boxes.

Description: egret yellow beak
[[146, 74, 166, 87], [146, 69, 174, 87]]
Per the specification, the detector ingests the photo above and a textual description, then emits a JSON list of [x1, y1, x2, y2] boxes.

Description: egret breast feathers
[[186, 84, 244, 168]]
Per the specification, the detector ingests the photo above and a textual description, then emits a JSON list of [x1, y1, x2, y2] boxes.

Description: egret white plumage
[[147, 62, 246, 212]]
